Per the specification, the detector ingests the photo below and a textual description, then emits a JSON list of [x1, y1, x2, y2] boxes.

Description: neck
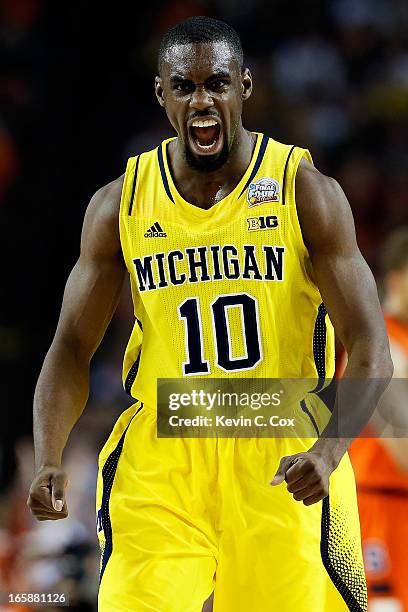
[[167, 125, 256, 209], [384, 296, 408, 325]]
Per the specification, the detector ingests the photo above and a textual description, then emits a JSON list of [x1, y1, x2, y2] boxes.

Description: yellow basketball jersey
[[118, 132, 335, 407]]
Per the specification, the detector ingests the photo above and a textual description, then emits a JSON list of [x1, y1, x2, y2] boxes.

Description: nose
[[189, 85, 214, 111]]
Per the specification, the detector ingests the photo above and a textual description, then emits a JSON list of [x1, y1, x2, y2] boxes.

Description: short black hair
[[158, 16, 244, 73]]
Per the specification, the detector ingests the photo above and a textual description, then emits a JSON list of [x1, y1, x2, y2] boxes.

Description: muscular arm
[[28, 176, 125, 519], [272, 159, 393, 503], [299, 158, 393, 438]]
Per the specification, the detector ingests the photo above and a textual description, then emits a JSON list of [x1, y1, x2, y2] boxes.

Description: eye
[[210, 79, 229, 91], [174, 82, 193, 93]]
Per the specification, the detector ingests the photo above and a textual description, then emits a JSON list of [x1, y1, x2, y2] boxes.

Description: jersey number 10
[[178, 293, 263, 374]]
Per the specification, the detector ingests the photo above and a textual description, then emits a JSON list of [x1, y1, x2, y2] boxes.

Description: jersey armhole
[[119, 155, 140, 273], [119, 155, 140, 218], [287, 148, 336, 381], [285, 146, 315, 267]]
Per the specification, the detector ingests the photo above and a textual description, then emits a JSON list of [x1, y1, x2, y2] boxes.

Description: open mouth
[[188, 118, 223, 156]]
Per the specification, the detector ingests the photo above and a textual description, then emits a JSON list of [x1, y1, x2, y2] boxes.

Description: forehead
[[161, 41, 239, 80]]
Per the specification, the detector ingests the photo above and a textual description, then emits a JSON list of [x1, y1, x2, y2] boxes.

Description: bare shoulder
[[81, 174, 125, 258], [86, 174, 125, 225], [295, 158, 356, 252], [296, 158, 343, 203]]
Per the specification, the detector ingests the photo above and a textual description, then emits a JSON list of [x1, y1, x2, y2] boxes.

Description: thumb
[[270, 456, 292, 485], [51, 472, 67, 511]]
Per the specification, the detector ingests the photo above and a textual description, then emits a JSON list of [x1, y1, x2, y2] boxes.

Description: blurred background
[[1, 0, 408, 610]]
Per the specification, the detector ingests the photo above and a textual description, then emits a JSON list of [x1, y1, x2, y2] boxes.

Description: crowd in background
[[1, 0, 408, 609]]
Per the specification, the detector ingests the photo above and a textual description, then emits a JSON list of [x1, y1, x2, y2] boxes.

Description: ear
[[155, 76, 165, 107], [241, 68, 252, 101]]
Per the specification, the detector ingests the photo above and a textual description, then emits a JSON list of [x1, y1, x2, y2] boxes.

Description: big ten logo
[[246, 215, 279, 231]]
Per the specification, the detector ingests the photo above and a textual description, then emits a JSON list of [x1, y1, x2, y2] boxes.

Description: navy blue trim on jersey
[[300, 399, 320, 437], [124, 351, 141, 397], [316, 377, 336, 413], [282, 145, 296, 206], [321, 496, 367, 611], [238, 134, 269, 199], [128, 155, 140, 216], [123, 318, 143, 396], [99, 404, 143, 583], [311, 303, 327, 393], [158, 145, 174, 203]]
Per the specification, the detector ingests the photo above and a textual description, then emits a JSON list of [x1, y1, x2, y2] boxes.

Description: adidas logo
[[144, 221, 167, 238]]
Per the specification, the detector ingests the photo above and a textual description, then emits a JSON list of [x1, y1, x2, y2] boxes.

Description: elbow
[[380, 337, 394, 381], [359, 357, 393, 380], [372, 344, 394, 381], [370, 345, 394, 381], [348, 336, 394, 380]]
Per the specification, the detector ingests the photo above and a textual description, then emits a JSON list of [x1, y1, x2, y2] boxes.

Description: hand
[[27, 466, 69, 520], [270, 452, 331, 506]]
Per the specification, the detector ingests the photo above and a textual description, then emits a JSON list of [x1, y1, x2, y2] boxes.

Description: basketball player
[[350, 228, 408, 611], [27, 17, 393, 612]]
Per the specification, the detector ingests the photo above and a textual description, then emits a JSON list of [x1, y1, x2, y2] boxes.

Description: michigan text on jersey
[[132, 244, 285, 292]]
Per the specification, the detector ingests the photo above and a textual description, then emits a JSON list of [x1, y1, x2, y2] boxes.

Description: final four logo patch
[[247, 177, 280, 207]]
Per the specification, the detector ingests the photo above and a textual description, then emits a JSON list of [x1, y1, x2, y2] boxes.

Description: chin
[[184, 141, 230, 173]]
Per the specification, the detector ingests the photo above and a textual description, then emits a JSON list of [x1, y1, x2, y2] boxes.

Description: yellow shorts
[[96, 401, 367, 611]]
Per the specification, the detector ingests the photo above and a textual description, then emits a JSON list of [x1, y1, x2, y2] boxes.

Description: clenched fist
[[270, 452, 332, 506], [27, 466, 69, 520]]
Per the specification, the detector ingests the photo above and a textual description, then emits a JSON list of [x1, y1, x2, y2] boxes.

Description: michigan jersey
[[96, 133, 367, 612], [119, 132, 335, 407]]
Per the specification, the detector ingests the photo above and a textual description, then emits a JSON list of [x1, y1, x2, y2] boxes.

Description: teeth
[[191, 119, 218, 128], [196, 140, 217, 149]]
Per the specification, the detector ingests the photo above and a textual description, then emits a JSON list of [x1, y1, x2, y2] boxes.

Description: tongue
[[191, 125, 219, 146]]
